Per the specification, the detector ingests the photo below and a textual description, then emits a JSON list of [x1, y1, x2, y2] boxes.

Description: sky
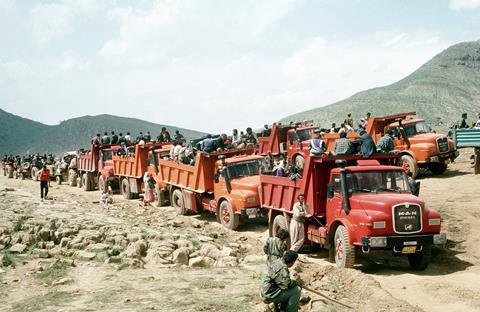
[[1, 0, 480, 133]]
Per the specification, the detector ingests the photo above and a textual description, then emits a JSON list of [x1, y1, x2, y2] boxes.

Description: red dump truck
[[75, 144, 120, 191], [262, 112, 458, 178], [150, 147, 265, 230], [109, 142, 171, 198], [260, 152, 446, 270]]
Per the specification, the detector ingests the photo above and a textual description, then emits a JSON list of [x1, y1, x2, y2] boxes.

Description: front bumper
[[361, 233, 446, 249], [240, 207, 266, 219], [425, 151, 459, 163]]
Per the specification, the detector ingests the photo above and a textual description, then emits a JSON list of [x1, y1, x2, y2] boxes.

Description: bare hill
[[282, 41, 480, 128]]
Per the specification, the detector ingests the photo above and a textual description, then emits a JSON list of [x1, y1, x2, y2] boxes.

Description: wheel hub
[[222, 206, 230, 224], [335, 236, 344, 261]]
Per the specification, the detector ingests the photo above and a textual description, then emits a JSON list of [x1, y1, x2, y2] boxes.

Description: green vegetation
[[12, 216, 29, 233], [1, 251, 15, 267], [0, 111, 206, 155], [11, 291, 74, 312], [282, 41, 480, 131], [36, 260, 71, 282]]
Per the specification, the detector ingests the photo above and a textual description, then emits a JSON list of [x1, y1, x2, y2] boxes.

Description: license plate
[[402, 246, 417, 254], [246, 208, 257, 218]]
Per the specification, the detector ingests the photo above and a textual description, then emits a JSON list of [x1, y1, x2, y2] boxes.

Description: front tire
[[121, 178, 132, 199], [218, 201, 239, 230], [171, 189, 186, 215], [401, 155, 419, 178], [408, 245, 432, 270], [271, 214, 291, 250], [69, 170, 77, 187], [82, 174, 91, 191], [332, 225, 355, 268]]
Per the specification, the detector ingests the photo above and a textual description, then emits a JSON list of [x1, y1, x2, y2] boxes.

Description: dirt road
[[0, 151, 479, 311]]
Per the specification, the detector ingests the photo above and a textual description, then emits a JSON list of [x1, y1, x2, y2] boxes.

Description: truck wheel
[[154, 185, 168, 207], [428, 163, 447, 175], [293, 155, 305, 170], [56, 176, 62, 185], [271, 215, 291, 249], [82, 174, 90, 191], [98, 175, 107, 193], [401, 155, 419, 178], [31, 167, 39, 181], [172, 189, 186, 215], [333, 225, 355, 268], [69, 170, 77, 187], [219, 201, 239, 230], [121, 179, 133, 199], [408, 245, 432, 270]]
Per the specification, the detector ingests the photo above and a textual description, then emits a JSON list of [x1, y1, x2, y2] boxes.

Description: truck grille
[[437, 137, 449, 153], [393, 203, 422, 234]]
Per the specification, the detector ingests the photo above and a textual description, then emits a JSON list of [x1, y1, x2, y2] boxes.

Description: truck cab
[[214, 155, 266, 229], [385, 118, 458, 177]]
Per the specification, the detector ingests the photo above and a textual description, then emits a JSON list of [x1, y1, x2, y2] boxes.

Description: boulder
[[200, 243, 220, 259], [87, 243, 111, 253], [188, 256, 215, 268], [126, 233, 144, 242], [216, 256, 238, 267], [76, 251, 96, 261], [172, 247, 190, 265], [108, 246, 122, 257], [34, 249, 51, 258], [219, 247, 236, 257], [9, 243, 27, 253], [175, 239, 193, 249], [59, 237, 71, 248], [37, 229, 52, 241], [123, 240, 148, 258], [105, 256, 122, 264], [242, 255, 266, 264]]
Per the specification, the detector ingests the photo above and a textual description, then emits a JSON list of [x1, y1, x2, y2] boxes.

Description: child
[[100, 187, 113, 210]]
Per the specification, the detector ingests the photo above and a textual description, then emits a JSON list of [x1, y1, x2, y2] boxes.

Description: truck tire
[[56, 176, 62, 185], [154, 185, 168, 207], [333, 225, 355, 268], [172, 189, 186, 215], [69, 170, 77, 187], [408, 245, 432, 270], [31, 167, 39, 181], [218, 200, 239, 230], [98, 175, 107, 193], [82, 174, 90, 191], [401, 155, 419, 178], [271, 215, 291, 250], [428, 163, 447, 175], [21, 173, 25, 180], [77, 176, 82, 188], [121, 179, 133, 199]]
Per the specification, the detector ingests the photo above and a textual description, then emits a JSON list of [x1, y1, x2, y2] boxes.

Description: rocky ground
[[1, 151, 480, 311]]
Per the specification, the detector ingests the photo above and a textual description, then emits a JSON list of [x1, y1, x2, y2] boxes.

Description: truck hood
[[351, 192, 424, 216], [230, 175, 260, 191], [408, 133, 445, 143]]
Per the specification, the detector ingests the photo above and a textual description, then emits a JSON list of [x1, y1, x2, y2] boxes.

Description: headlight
[[369, 237, 387, 247], [373, 221, 386, 229], [428, 218, 441, 226]]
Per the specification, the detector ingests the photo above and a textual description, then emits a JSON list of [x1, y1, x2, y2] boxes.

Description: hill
[[282, 40, 480, 129], [0, 109, 205, 155]]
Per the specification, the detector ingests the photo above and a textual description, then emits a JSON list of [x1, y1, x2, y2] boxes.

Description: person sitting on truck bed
[[353, 130, 376, 158], [92, 133, 101, 145], [101, 132, 110, 145], [333, 131, 354, 156], [124, 132, 132, 144], [157, 127, 171, 143], [264, 229, 290, 265], [117, 143, 127, 157], [344, 113, 354, 128], [201, 135, 216, 153], [244, 127, 258, 146], [262, 124, 271, 137], [260, 250, 301, 312], [290, 194, 309, 252], [309, 131, 326, 156], [118, 133, 125, 144], [376, 128, 394, 152], [474, 113, 480, 128], [173, 130, 184, 142], [143, 131, 152, 142]]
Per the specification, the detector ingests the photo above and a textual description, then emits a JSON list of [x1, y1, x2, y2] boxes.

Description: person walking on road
[[264, 229, 290, 265], [290, 194, 309, 252], [260, 250, 301, 312], [37, 165, 50, 201]]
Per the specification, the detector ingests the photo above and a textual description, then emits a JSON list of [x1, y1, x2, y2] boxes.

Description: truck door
[[327, 174, 344, 217]]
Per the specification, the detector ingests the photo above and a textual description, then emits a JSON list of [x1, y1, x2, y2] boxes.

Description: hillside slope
[[0, 109, 205, 155], [282, 41, 480, 128]]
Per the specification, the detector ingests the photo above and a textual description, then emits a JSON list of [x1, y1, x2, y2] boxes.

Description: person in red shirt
[[37, 165, 50, 201]]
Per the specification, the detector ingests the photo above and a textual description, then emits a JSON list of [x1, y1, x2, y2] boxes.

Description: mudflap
[[182, 189, 198, 213], [128, 177, 140, 194]]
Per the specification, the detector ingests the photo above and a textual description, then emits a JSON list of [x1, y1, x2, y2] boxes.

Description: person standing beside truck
[[260, 250, 301, 312], [264, 229, 290, 264], [37, 165, 50, 201], [290, 194, 309, 252]]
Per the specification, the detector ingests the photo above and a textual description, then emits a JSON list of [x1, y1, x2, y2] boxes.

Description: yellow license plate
[[402, 246, 417, 254]]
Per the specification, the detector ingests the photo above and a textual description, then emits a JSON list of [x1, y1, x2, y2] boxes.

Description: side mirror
[[327, 184, 334, 198]]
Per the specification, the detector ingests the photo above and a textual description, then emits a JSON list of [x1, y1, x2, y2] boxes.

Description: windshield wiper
[[375, 187, 400, 192], [353, 188, 373, 193]]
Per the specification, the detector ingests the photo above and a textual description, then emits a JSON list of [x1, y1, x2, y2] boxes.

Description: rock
[[0, 268, 5, 274], [207, 233, 218, 239], [113, 236, 129, 248], [37, 229, 52, 241], [52, 278, 74, 286], [188, 256, 215, 268], [60, 237, 71, 248], [0, 244, 4, 250], [172, 247, 190, 265], [167, 220, 183, 227], [175, 239, 193, 249], [105, 256, 122, 264], [76, 251, 96, 261], [238, 235, 248, 241], [300, 295, 311, 305], [9, 244, 27, 253], [192, 221, 202, 228], [242, 255, 265, 264], [200, 243, 220, 259], [198, 235, 214, 242], [123, 240, 148, 258], [44, 241, 55, 250], [87, 243, 111, 253], [34, 249, 51, 258], [216, 256, 238, 267], [126, 233, 144, 242], [108, 246, 122, 257], [219, 247, 236, 257]]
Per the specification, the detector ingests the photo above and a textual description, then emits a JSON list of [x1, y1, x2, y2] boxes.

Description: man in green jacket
[[264, 229, 290, 264], [260, 250, 301, 312]]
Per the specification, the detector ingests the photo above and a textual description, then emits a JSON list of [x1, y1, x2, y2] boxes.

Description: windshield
[[226, 159, 263, 179], [403, 121, 431, 137], [291, 129, 314, 142], [334, 170, 411, 193]]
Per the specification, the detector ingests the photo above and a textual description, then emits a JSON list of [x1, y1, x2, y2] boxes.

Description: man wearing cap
[[376, 129, 395, 152]]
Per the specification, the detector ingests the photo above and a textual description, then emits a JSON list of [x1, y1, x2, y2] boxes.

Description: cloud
[[450, 0, 480, 10], [29, 3, 75, 47]]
